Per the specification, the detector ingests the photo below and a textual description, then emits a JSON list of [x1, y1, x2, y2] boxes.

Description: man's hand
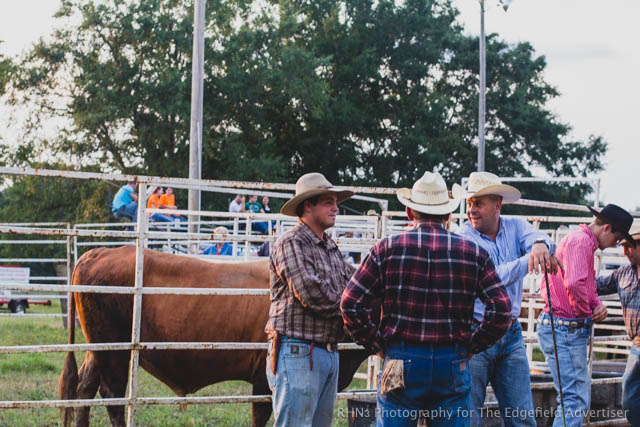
[[548, 255, 564, 275], [528, 242, 551, 275], [592, 304, 608, 323]]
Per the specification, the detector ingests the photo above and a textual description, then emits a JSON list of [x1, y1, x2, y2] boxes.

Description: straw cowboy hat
[[461, 171, 521, 204], [280, 172, 354, 216], [587, 204, 636, 247], [397, 172, 463, 215]]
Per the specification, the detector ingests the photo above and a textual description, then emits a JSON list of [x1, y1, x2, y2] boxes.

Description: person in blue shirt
[[112, 181, 138, 222], [457, 172, 561, 427], [202, 227, 234, 256]]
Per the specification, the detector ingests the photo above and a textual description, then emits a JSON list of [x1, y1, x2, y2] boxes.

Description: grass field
[[0, 299, 367, 426]]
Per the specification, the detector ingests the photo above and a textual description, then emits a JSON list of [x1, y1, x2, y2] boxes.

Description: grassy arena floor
[[0, 300, 366, 426]]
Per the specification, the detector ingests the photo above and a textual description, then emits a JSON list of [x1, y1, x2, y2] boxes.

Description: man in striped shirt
[[341, 172, 511, 426], [538, 204, 635, 427], [596, 224, 640, 426], [265, 172, 355, 426]]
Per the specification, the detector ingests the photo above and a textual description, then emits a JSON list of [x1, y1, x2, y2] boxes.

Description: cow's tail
[[58, 288, 78, 426]]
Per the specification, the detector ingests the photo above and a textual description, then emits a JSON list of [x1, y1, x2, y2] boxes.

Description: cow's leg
[[97, 351, 130, 427], [75, 351, 101, 427], [251, 379, 273, 427]]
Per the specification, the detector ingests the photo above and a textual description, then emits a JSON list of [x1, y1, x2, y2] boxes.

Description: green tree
[[7, 0, 607, 214]]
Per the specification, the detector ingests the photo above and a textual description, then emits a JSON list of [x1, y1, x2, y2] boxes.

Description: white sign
[[0, 266, 30, 297]]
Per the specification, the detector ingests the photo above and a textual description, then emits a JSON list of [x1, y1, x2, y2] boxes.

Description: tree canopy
[[3, 0, 607, 217]]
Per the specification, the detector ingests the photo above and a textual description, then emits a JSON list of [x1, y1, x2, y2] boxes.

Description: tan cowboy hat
[[397, 172, 462, 215], [280, 172, 354, 216], [461, 172, 521, 204], [629, 224, 640, 241]]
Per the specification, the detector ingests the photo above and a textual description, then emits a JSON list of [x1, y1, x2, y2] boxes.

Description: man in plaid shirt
[[597, 224, 640, 425], [265, 172, 355, 426], [341, 172, 511, 427]]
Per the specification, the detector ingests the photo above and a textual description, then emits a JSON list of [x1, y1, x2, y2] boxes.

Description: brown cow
[[59, 246, 370, 426]]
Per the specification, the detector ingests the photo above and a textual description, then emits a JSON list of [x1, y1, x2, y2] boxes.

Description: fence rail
[[0, 167, 635, 426]]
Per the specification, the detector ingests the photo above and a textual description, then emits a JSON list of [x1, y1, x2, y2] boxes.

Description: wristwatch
[[533, 238, 549, 248]]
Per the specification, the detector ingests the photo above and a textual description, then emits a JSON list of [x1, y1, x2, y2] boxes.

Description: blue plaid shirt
[[596, 265, 640, 340]]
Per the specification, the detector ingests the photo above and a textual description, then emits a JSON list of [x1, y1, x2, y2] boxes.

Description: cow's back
[[72, 246, 271, 396]]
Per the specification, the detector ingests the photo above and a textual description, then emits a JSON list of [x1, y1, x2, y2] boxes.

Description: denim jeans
[[376, 343, 471, 427], [537, 313, 591, 427], [113, 201, 138, 222], [266, 339, 339, 427], [469, 321, 535, 427], [149, 213, 174, 222], [623, 346, 640, 425]]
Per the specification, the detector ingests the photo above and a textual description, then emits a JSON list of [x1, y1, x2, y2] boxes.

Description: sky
[[1, 1, 638, 209]]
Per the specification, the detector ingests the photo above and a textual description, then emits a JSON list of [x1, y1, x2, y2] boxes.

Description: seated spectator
[[262, 196, 272, 213], [112, 181, 138, 222], [245, 195, 268, 234], [229, 195, 246, 213], [159, 187, 186, 222], [257, 225, 277, 257], [202, 226, 234, 256], [147, 187, 174, 223]]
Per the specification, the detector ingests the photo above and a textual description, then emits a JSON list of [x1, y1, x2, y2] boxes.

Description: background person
[[538, 204, 635, 427], [159, 187, 186, 222], [202, 226, 234, 256], [596, 224, 640, 426], [111, 181, 138, 222], [147, 187, 174, 223]]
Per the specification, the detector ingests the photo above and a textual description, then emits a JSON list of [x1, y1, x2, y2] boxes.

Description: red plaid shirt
[[341, 222, 511, 354]]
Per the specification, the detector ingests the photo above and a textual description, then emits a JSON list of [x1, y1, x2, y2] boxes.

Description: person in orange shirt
[[147, 187, 175, 222], [159, 187, 186, 222]]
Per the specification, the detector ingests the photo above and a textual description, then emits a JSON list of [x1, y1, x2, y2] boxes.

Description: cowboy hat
[[587, 204, 636, 247], [460, 172, 521, 204], [397, 172, 462, 215], [280, 172, 354, 217]]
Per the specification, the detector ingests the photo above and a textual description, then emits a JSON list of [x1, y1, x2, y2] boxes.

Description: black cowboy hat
[[587, 204, 636, 247]]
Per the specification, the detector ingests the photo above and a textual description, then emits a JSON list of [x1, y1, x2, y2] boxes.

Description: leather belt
[[280, 336, 338, 352], [539, 318, 591, 329]]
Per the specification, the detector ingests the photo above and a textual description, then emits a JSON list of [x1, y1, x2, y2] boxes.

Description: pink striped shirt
[[540, 224, 603, 319]]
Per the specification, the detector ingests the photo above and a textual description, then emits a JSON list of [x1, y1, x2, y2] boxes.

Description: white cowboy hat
[[460, 172, 521, 204], [280, 172, 354, 217], [397, 172, 462, 215]]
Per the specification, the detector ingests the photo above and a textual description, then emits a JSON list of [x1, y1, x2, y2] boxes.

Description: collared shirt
[[340, 222, 511, 355], [265, 221, 355, 344], [112, 184, 134, 211], [458, 217, 556, 321], [597, 265, 640, 340], [540, 224, 602, 319]]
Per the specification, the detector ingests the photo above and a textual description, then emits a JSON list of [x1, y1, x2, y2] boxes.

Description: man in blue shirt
[[112, 181, 138, 222], [458, 172, 560, 427]]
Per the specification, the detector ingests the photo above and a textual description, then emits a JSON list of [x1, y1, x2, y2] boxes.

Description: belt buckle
[[327, 343, 337, 352]]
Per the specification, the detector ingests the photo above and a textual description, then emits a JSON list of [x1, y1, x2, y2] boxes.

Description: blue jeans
[[150, 213, 174, 222], [469, 321, 535, 427], [266, 338, 339, 426], [113, 201, 138, 222], [623, 346, 640, 425], [537, 313, 591, 427], [376, 343, 471, 427]]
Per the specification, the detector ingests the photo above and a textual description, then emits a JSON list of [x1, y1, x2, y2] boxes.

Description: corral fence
[[0, 167, 636, 426]]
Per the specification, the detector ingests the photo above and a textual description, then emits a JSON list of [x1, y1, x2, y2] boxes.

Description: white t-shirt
[[229, 200, 243, 213]]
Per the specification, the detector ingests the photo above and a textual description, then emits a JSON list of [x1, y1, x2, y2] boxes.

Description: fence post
[[127, 183, 148, 426]]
